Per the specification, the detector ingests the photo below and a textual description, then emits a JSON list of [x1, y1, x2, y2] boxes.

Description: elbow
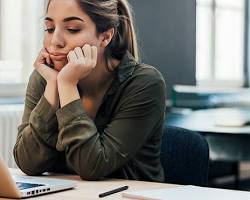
[[15, 159, 43, 176], [15, 157, 43, 176], [79, 170, 102, 181], [66, 149, 111, 181], [19, 167, 43, 176], [78, 164, 106, 181], [80, 175, 97, 181], [13, 148, 43, 176]]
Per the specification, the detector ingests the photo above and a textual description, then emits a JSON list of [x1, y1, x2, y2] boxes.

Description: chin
[[53, 61, 66, 71], [54, 65, 63, 72]]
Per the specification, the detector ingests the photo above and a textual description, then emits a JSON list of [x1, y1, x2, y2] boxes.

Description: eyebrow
[[44, 16, 84, 22]]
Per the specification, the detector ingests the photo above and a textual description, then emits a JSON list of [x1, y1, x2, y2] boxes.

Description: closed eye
[[68, 29, 81, 34], [45, 28, 54, 33]]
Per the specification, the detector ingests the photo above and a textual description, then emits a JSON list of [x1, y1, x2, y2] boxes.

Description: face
[[44, 0, 104, 71]]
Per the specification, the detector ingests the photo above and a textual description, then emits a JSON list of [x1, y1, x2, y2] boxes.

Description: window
[[0, 0, 44, 86], [196, 0, 245, 86]]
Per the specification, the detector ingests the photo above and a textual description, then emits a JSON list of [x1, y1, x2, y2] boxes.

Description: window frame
[[0, 0, 45, 98], [196, 0, 247, 87]]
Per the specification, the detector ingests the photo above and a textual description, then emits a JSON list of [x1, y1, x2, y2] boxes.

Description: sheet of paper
[[213, 108, 250, 127], [122, 185, 250, 200]]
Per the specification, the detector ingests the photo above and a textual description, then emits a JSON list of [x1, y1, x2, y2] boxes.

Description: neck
[[78, 57, 120, 97]]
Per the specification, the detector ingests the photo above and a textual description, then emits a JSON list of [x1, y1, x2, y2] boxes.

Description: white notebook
[[122, 185, 250, 200], [213, 108, 250, 127]]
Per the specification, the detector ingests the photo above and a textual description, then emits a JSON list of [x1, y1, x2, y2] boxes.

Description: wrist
[[57, 80, 77, 92], [47, 77, 57, 84], [57, 81, 80, 108], [57, 76, 78, 87], [47, 79, 58, 87], [44, 82, 59, 109]]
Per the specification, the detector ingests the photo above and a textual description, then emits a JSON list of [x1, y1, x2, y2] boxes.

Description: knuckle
[[85, 44, 90, 48], [83, 44, 89, 50], [74, 47, 81, 52]]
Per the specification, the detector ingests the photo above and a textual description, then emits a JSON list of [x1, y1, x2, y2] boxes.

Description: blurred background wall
[[130, 0, 196, 98]]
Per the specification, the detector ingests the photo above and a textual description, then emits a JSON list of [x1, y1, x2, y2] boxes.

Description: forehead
[[47, 0, 88, 20]]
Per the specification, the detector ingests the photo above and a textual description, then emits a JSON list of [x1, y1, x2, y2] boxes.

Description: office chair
[[161, 126, 209, 186]]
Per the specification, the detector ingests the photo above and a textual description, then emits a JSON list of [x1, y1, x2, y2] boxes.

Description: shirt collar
[[115, 51, 138, 83], [106, 51, 138, 96]]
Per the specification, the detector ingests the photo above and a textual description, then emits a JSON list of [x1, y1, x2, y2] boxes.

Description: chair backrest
[[160, 126, 209, 186]]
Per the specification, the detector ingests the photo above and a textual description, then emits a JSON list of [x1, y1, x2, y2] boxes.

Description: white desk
[[0, 169, 178, 200]]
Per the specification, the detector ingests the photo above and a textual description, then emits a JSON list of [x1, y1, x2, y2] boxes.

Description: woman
[[13, 0, 166, 182]]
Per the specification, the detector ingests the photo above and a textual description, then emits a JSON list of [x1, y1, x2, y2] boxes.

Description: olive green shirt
[[13, 52, 166, 182]]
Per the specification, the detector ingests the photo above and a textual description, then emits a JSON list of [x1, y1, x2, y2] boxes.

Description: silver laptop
[[0, 156, 77, 198]]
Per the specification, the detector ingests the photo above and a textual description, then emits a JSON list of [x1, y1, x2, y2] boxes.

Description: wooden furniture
[[0, 168, 178, 200]]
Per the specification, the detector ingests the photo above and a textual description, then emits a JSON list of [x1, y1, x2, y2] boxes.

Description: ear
[[100, 28, 115, 48]]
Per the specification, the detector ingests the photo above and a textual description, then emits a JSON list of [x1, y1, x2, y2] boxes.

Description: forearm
[[55, 99, 131, 181], [14, 95, 59, 175], [44, 81, 59, 109], [55, 100, 111, 180], [57, 79, 80, 107]]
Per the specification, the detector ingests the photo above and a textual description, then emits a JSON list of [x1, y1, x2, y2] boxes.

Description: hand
[[34, 48, 58, 83], [57, 44, 97, 86]]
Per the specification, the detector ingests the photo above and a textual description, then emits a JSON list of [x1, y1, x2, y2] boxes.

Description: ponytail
[[113, 0, 139, 61]]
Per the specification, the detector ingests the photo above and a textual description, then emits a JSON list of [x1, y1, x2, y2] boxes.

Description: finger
[[67, 51, 77, 61], [43, 48, 51, 65], [46, 55, 51, 65], [46, 57, 51, 65], [91, 46, 98, 65], [42, 51, 51, 65], [44, 47, 50, 54], [37, 64, 55, 79], [74, 47, 84, 59], [82, 44, 91, 59]]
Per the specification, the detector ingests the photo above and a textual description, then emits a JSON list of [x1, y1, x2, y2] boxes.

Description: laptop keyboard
[[16, 182, 45, 190]]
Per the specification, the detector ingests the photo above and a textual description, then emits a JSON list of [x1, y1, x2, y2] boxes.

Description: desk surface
[[166, 108, 250, 135], [0, 169, 177, 200]]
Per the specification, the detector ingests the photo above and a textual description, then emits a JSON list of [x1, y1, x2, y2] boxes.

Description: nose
[[50, 28, 65, 49]]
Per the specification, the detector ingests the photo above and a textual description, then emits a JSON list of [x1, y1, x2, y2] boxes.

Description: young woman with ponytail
[[14, 0, 166, 182]]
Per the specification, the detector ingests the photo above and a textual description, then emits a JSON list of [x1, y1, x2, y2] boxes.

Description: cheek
[[71, 34, 101, 49], [43, 35, 51, 48]]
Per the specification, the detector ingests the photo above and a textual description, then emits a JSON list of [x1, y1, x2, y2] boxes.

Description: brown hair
[[47, 0, 139, 71]]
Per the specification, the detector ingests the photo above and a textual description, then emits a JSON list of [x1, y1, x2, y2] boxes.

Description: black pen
[[99, 185, 129, 198]]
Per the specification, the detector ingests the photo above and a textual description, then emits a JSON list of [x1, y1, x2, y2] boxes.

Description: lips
[[49, 53, 67, 61]]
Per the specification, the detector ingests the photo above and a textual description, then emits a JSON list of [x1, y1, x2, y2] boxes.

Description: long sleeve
[[55, 68, 166, 181], [13, 70, 60, 175]]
